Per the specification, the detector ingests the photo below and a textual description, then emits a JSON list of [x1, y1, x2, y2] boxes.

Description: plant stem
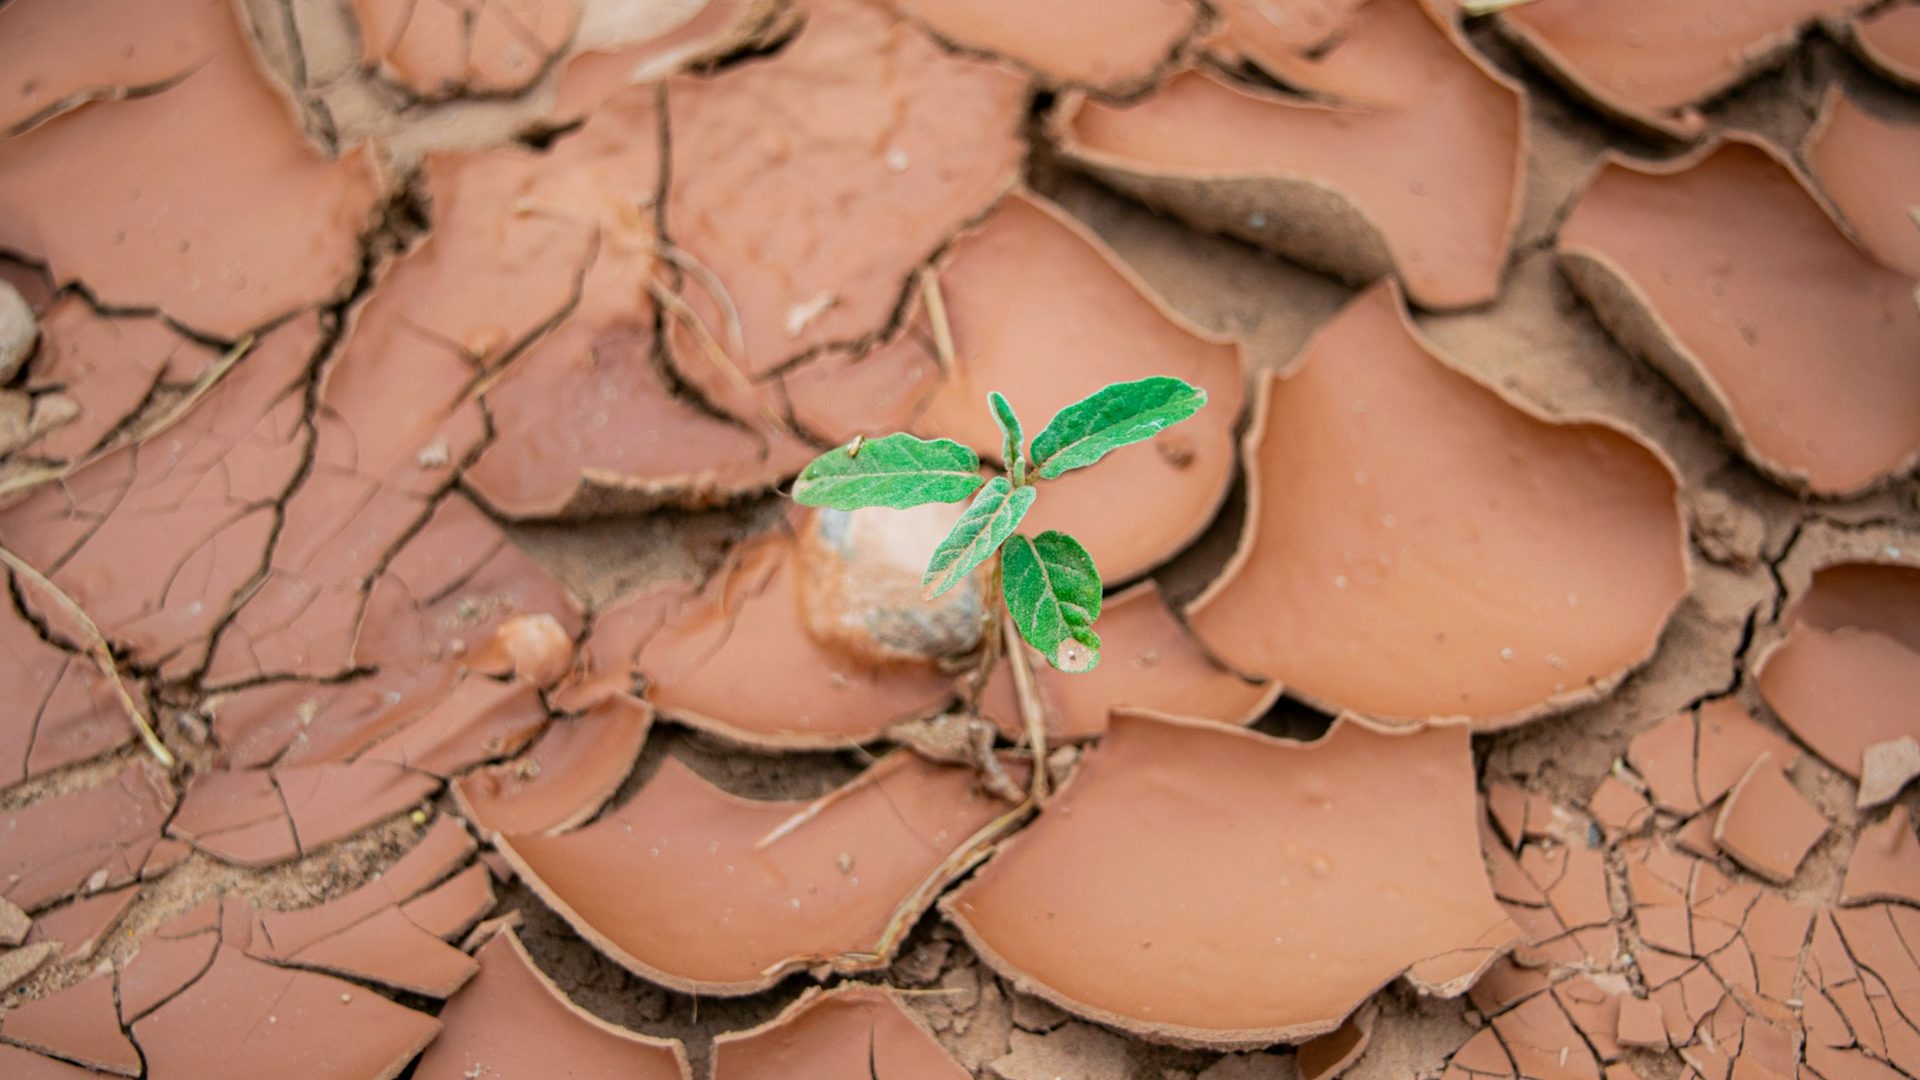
[[983, 551, 1049, 804], [0, 545, 175, 769]]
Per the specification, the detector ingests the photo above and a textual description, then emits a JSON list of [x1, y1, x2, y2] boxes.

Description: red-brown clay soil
[[0, 1, 1917, 1078]]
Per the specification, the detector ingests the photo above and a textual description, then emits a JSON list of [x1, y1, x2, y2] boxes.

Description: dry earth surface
[[0, 0, 1918, 1078]]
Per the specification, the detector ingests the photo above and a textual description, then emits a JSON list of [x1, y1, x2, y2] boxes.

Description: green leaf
[[792, 433, 983, 510], [921, 476, 1035, 599], [1001, 531, 1102, 673], [1029, 376, 1207, 480], [989, 391, 1025, 485]]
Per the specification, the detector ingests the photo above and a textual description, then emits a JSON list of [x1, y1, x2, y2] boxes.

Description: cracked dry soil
[[0, 0, 1918, 1078]]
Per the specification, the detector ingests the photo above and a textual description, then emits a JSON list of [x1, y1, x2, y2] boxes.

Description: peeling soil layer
[[0, 0, 1917, 1078]]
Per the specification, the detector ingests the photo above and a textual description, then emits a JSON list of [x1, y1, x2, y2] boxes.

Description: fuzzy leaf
[[1001, 531, 1102, 673], [1029, 377, 1207, 480], [792, 434, 983, 510], [989, 391, 1025, 484], [922, 476, 1034, 599]]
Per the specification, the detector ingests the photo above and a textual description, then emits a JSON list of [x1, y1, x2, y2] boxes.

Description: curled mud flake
[[551, 579, 699, 712], [453, 695, 650, 837], [980, 581, 1276, 742], [1803, 87, 1920, 278], [169, 761, 438, 868], [0, 760, 173, 911], [0, 973, 141, 1076], [661, 0, 1026, 383], [1853, 1, 1920, 86], [14, 298, 220, 464], [1712, 753, 1828, 884], [1558, 137, 1920, 495], [712, 984, 968, 1079], [1297, 1004, 1374, 1080], [782, 334, 945, 448], [0, 598, 128, 785], [349, 0, 579, 98], [26, 885, 138, 963], [0, 0, 225, 134], [626, 526, 955, 748], [131, 945, 440, 1079], [1626, 698, 1799, 815], [498, 750, 1019, 995], [415, 929, 690, 1080], [913, 193, 1246, 581], [1842, 805, 1920, 907], [1756, 561, 1920, 779], [1057, 0, 1525, 311], [1187, 281, 1687, 730], [945, 714, 1521, 1049], [0, 315, 319, 680], [1492, 0, 1862, 137], [889, 0, 1197, 90], [1206, 0, 1367, 68], [0, 0, 380, 339]]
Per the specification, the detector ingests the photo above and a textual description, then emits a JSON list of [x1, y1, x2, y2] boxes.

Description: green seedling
[[793, 375, 1206, 675]]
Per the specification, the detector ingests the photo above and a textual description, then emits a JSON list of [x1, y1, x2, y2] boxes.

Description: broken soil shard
[[0, 0, 224, 134], [1756, 560, 1920, 779], [1852, 1, 1920, 87], [1802, 86, 1920, 278], [0, 974, 141, 1076], [131, 944, 440, 1079], [1557, 137, 1920, 496], [452, 694, 653, 837], [594, 525, 955, 748], [1491, 0, 1867, 137], [1625, 697, 1801, 815], [1711, 753, 1828, 884], [979, 580, 1277, 742], [0, 0, 381, 338], [1057, 0, 1526, 311], [945, 714, 1521, 1049], [1187, 280, 1687, 730], [711, 984, 970, 1079], [497, 750, 1020, 995], [913, 193, 1247, 583], [414, 929, 691, 1079], [888, 0, 1198, 91]]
